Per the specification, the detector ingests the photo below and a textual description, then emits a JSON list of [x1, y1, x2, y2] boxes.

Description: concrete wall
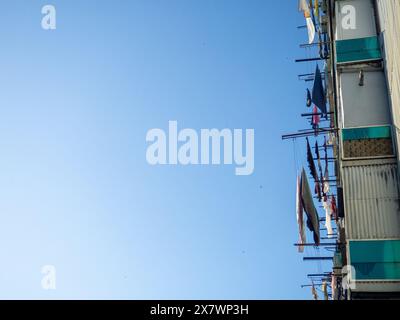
[[376, 0, 400, 160]]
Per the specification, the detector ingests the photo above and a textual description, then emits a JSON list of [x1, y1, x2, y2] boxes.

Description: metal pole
[[295, 57, 327, 63], [294, 243, 337, 247], [303, 257, 334, 261]]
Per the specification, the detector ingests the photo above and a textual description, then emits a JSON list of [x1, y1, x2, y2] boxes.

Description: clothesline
[[282, 128, 337, 140]]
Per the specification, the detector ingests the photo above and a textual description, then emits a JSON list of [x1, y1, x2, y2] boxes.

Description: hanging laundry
[[301, 168, 320, 245], [299, 0, 316, 44], [322, 281, 329, 300], [306, 138, 322, 201], [296, 174, 306, 253], [306, 89, 312, 107], [337, 187, 345, 219], [312, 64, 327, 115], [323, 199, 334, 238], [320, 172, 326, 201], [311, 105, 320, 130], [315, 180, 322, 202], [319, 31, 329, 60], [314, 0, 319, 22], [311, 284, 319, 300], [323, 165, 330, 194], [331, 275, 337, 300], [331, 195, 338, 221], [327, 133, 333, 145], [319, 41, 325, 60], [309, 0, 317, 30], [327, 132, 335, 146], [306, 138, 318, 182], [315, 140, 326, 200], [323, 32, 329, 58], [315, 141, 322, 174], [323, 136, 328, 168]]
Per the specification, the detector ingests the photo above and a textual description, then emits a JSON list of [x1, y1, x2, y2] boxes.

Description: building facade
[[329, 0, 400, 299], [290, 0, 400, 300]]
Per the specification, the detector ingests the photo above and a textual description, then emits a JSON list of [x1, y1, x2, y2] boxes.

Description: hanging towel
[[299, 0, 316, 44], [301, 168, 320, 245], [323, 199, 334, 238], [296, 174, 306, 253]]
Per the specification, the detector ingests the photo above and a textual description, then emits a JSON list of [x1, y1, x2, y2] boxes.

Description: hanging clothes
[[322, 281, 329, 300], [331, 275, 337, 300], [306, 88, 312, 107], [314, 0, 319, 22], [320, 32, 329, 59], [306, 138, 318, 182], [337, 187, 345, 219], [320, 172, 327, 201], [311, 105, 320, 130], [316, 141, 326, 200], [327, 132, 335, 146], [309, 0, 317, 30], [315, 182, 322, 202], [301, 168, 320, 245], [323, 199, 334, 238], [307, 138, 322, 201], [311, 284, 319, 300], [299, 0, 316, 44], [315, 141, 323, 175], [323, 165, 330, 195], [312, 64, 327, 115], [324, 136, 328, 168], [323, 32, 329, 58], [296, 175, 306, 253], [331, 195, 338, 221]]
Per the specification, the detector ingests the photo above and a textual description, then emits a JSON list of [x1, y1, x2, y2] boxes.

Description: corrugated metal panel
[[342, 162, 400, 239]]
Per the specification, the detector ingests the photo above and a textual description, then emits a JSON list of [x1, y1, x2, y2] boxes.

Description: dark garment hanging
[[337, 187, 345, 219], [312, 64, 327, 115], [331, 195, 338, 221], [324, 33, 329, 58], [319, 32, 329, 59], [315, 181, 322, 202], [315, 141, 323, 175], [307, 89, 312, 107], [306, 138, 318, 182], [301, 168, 321, 245], [307, 138, 321, 201]]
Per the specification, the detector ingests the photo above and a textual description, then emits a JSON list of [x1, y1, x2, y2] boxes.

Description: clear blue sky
[[0, 0, 331, 299]]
